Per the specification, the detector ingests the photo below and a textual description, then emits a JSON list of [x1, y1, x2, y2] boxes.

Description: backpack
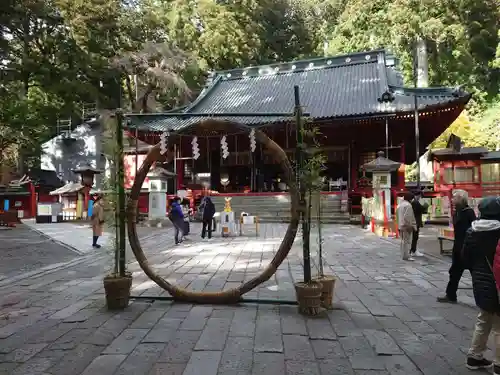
[[492, 240, 500, 291]]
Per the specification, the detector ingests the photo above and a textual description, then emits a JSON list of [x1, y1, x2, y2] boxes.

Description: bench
[[438, 236, 454, 255], [0, 210, 18, 227], [438, 228, 454, 255]]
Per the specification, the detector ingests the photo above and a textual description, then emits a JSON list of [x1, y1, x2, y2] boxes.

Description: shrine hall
[[126, 49, 470, 206]]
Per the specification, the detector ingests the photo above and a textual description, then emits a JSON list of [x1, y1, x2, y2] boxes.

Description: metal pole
[[116, 110, 126, 276], [347, 144, 351, 190], [294, 85, 311, 284], [134, 126, 139, 223], [317, 193, 323, 277], [135, 127, 139, 177], [413, 42, 421, 188], [385, 117, 389, 157]]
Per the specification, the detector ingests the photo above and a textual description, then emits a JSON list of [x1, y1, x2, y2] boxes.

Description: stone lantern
[[72, 164, 102, 219], [147, 167, 174, 223], [362, 151, 401, 228], [72, 164, 102, 187]]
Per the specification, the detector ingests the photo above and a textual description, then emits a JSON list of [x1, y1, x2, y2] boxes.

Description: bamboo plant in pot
[[292, 87, 324, 316], [102, 110, 132, 310]]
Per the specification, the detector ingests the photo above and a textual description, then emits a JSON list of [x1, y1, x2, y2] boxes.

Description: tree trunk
[[416, 36, 429, 88], [124, 74, 136, 112]]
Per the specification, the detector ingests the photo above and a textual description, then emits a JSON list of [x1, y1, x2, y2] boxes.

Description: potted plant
[[293, 90, 324, 316], [102, 110, 132, 310]]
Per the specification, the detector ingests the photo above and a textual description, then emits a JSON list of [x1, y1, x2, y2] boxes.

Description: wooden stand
[[239, 215, 259, 236]]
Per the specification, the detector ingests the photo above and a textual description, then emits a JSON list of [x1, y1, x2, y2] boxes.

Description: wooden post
[[294, 85, 311, 284], [398, 143, 405, 189]]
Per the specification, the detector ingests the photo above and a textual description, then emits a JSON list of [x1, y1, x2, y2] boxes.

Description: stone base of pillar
[[144, 218, 172, 228]]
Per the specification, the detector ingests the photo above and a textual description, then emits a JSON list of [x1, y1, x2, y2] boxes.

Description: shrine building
[[126, 49, 470, 219]]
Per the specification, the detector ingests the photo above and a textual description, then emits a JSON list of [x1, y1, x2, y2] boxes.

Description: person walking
[[169, 197, 185, 245], [461, 197, 500, 372], [438, 189, 477, 303], [200, 196, 216, 239], [396, 192, 417, 261], [181, 198, 191, 236], [410, 191, 426, 257], [361, 193, 370, 229], [91, 193, 105, 248]]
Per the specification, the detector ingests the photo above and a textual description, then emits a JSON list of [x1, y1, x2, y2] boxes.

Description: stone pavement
[[22, 220, 163, 259], [0, 222, 486, 375], [0, 225, 79, 279]]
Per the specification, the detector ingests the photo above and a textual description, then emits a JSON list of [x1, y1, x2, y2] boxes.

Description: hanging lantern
[[160, 131, 169, 155], [221, 135, 229, 159], [249, 128, 256, 152], [192, 136, 200, 160]]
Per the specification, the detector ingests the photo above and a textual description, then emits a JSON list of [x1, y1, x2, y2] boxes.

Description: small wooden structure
[[361, 151, 401, 237], [429, 134, 500, 218]]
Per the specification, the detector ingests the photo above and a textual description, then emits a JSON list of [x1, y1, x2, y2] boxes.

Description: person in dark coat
[[461, 196, 500, 372], [200, 197, 216, 239], [410, 192, 426, 256], [438, 190, 477, 303], [169, 197, 185, 245]]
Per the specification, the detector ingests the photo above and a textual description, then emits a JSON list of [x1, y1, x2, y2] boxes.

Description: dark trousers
[[410, 228, 419, 253], [172, 218, 184, 244], [201, 219, 212, 239], [92, 236, 99, 245], [445, 249, 465, 301]]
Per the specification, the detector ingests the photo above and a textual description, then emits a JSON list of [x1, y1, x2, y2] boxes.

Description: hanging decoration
[[221, 135, 229, 159], [159, 131, 169, 155], [192, 136, 200, 160], [249, 128, 256, 152]]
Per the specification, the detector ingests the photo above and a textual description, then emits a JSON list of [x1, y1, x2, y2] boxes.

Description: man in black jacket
[[200, 197, 216, 239], [461, 196, 500, 372], [438, 190, 477, 303], [410, 192, 425, 257]]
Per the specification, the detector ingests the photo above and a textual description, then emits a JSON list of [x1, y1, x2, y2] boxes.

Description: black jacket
[[452, 205, 476, 253], [201, 198, 216, 221], [462, 222, 500, 313], [411, 200, 424, 228]]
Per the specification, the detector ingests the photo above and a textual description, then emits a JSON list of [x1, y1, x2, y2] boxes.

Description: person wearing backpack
[[169, 197, 185, 245], [461, 196, 500, 372], [438, 189, 477, 303]]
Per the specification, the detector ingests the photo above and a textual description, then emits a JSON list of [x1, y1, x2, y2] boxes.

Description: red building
[[0, 169, 62, 219], [430, 136, 500, 199], [126, 49, 470, 217]]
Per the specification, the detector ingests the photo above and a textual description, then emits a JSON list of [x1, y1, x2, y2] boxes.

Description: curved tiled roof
[[128, 49, 471, 132]]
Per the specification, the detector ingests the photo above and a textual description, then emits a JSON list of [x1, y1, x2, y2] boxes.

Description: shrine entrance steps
[[210, 194, 350, 223]]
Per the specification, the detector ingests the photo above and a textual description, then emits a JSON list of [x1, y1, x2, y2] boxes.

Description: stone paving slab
[[22, 220, 160, 257], [0, 223, 486, 375], [0, 225, 80, 279]]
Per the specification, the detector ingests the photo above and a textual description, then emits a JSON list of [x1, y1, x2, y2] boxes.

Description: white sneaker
[[414, 250, 424, 257], [408, 257, 415, 261]]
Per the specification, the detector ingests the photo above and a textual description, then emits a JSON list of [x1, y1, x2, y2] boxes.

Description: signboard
[[37, 203, 52, 216]]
